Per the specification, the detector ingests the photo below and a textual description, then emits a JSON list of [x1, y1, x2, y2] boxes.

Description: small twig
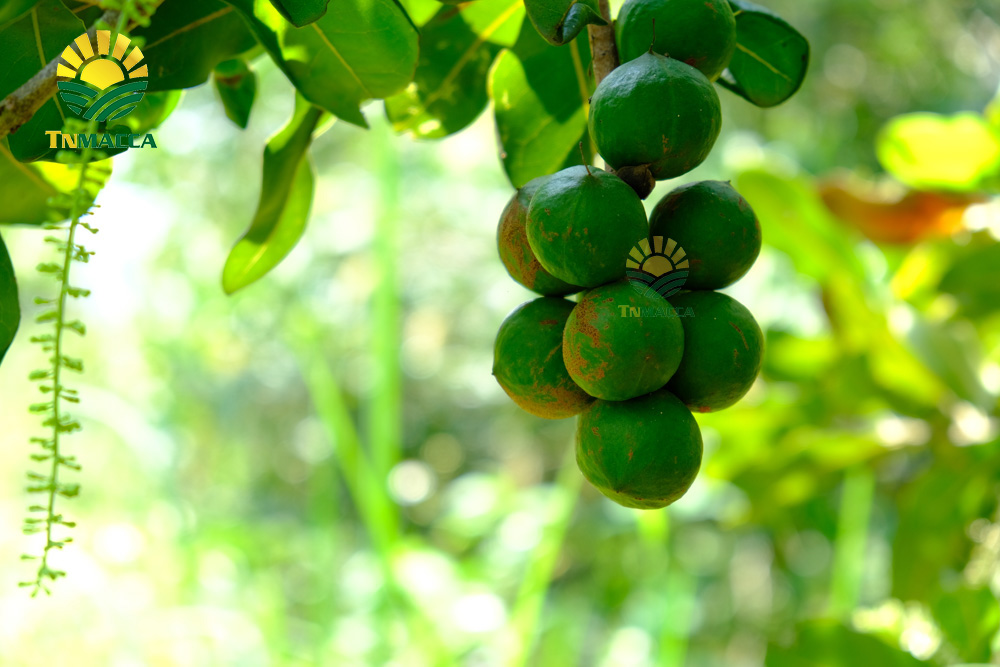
[[0, 9, 132, 141], [586, 0, 618, 85]]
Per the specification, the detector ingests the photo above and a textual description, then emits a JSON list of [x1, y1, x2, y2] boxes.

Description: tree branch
[[587, 0, 618, 85], [0, 10, 120, 141]]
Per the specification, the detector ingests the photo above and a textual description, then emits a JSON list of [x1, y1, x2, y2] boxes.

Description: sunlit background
[[2, 0, 1000, 664]]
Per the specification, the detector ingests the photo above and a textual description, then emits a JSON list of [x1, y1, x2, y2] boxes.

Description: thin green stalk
[[23, 171, 89, 596], [368, 116, 402, 484], [828, 466, 875, 618], [290, 319, 450, 664], [21, 3, 164, 595], [505, 442, 583, 667], [635, 510, 695, 667], [296, 339, 397, 554], [658, 563, 695, 667], [21, 115, 107, 594]]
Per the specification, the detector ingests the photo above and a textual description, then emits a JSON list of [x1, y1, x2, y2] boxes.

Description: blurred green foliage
[[0, 0, 999, 665]]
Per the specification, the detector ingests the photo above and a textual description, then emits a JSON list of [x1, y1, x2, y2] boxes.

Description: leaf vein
[[310, 22, 372, 97], [734, 42, 792, 82], [419, 0, 522, 112], [0, 141, 56, 195], [33, 9, 67, 124], [144, 7, 234, 51]]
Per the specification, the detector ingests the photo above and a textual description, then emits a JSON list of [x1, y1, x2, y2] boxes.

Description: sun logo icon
[[56, 31, 148, 123], [625, 236, 690, 299]]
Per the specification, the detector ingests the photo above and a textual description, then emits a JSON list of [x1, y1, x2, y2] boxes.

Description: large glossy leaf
[[222, 96, 322, 294], [931, 586, 1000, 663], [396, 0, 439, 27], [225, 0, 418, 128], [386, 0, 524, 139], [0, 0, 85, 162], [119, 89, 184, 134], [268, 0, 330, 26], [213, 58, 257, 128], [876, 113, 1000, 192], [523, 0, 604, 46], [489, 22, 592, 187], [0, 137, 113, 225], [0, 140, 58, 225], [0, 230, 19, 365], [766, 621, 928, 667], [57, 0, 101, 20], [131, 0, 258, 92], [718, 0, 808, 108], [0, 0, 39, 32]]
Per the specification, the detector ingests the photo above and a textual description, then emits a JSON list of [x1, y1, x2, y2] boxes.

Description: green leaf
[[119, 89, 184, 134], [876, 113, 1000, 192], [0, 230, 19, 365], [213, 58, 257, 129], [766, 621, 929, 667], [0, 139, 84, 225], [735, 169, 946, 407], [225, 0, 418, 128], [222, 96, 322, 294], [718, 0, 809, 108], [267, 0, 330, 26], [732, 170, 866, 283], [523, 0, 605, 46], [931, 586, 1000, 663], [0, 0, 39, 32], [938, 242, 1000, 318], [489, 22, 592, 187], [938, 242, 1000, 317], [986, 91, 1000, 131], [57, 0, 101, 22], [907, 318, 991, 410], [396, 0, 440, 27], [385, 0, 524, 139], [0, 0, 85, 162], [0, 140, 57, 224], [130, 0, 258, 92], [223, 157, 314, 294]]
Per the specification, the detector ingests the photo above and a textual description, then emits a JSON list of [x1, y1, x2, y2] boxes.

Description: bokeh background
[[2, 0, 1000, 664]]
